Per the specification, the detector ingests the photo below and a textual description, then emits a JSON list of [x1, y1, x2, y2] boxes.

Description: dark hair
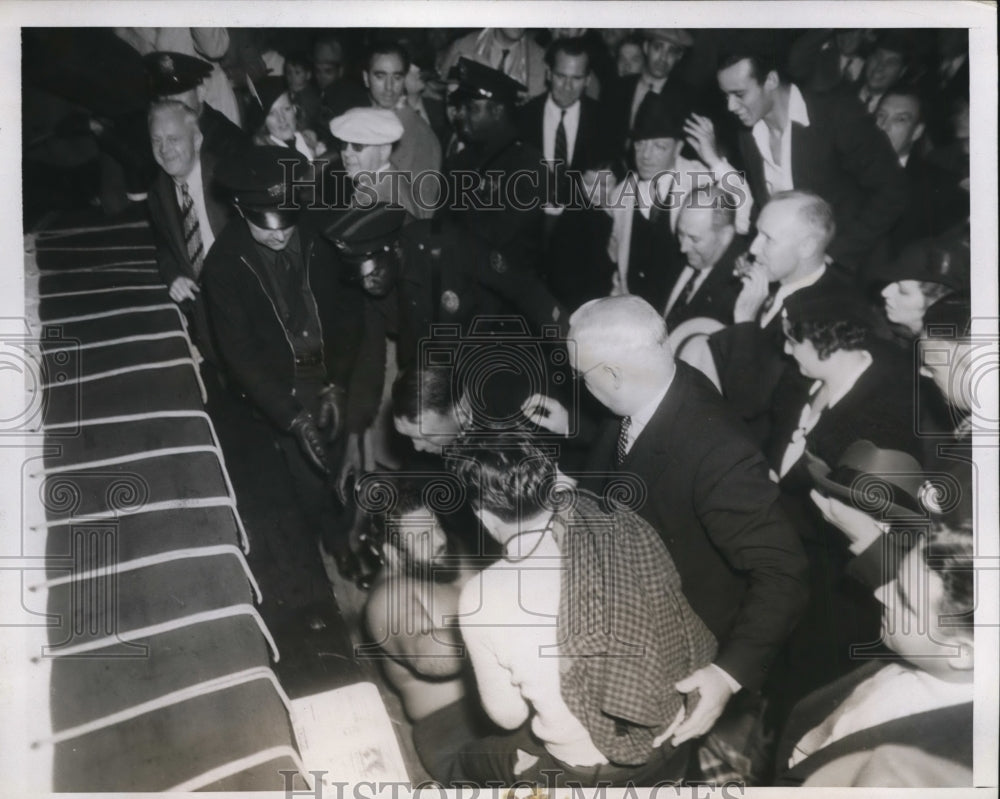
[[786, 319, 870, 360], [924, 520, 974, 636], [367, 476, 427, 550], [284, 51, 313, 72], [447, 434, 554, 524], [366, 41, 411, 73], [391, 365, 454, 423], [879, 87, 925, 123], [717, 49, 781, 84], [545, 36, 591, 70], [615, 33, 645, 58]]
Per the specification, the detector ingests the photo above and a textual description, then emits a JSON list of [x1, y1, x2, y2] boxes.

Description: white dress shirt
[[268, 131, 315, 160], [543, 95, 580, 166], [173, 158, 215, 256], [751, 83, 811, 196]]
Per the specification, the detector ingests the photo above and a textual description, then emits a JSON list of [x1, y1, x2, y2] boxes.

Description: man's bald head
[[148, 100, 202, 180], [569, 296, 675, 416], [677, 186, 738, 271]]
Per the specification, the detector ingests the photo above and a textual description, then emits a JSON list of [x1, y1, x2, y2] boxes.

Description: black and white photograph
[[1, 2, 997, 796]]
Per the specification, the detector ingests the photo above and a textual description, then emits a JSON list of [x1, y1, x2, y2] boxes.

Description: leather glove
[[288, 410, 328, 474], [316, 384, 346, 444]]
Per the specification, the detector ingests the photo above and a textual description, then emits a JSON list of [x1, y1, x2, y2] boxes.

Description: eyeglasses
[[572, 360, 606, 382]]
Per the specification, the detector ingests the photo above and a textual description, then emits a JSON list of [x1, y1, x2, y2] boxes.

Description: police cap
[[323, 203, 407, 259], [216, 145, 310, 230], [449, 57, 526, 106]]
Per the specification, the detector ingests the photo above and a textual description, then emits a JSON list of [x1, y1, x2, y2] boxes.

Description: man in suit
[[528, 295, 808, 751], [313, 35, 369, 145], [607, 91, 744, 314], [143, 51, 248, 160], [706, 45, 907, 274], [517, 37, 614, 309], [703, 191, 859, 442], [775, 520, 973, 786], [855, 31, 912, 115], [874, 89, 969, 256], [202, 146, 368, 579], [665, 186, 746, 330], [362, 42, 442, 219], [604, 29, 694, 157], [146, 100, 231, 369]]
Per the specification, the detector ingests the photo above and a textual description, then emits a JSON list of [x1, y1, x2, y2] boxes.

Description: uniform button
[[639, 271, 646, 278], [418, 243, 424, 250], [303, 331, 309, 337]]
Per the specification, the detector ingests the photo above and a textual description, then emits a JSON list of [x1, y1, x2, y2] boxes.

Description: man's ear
[[719, 224, 736, 250], [763, 70, 780, 94], [363, 70, 371, 90], [196, 84, 208, 104], [912, 121, 926, 143], [193, 129, 204, 153]]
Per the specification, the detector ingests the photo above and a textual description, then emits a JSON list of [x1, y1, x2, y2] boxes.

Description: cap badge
[[441, 290, 461, 313], [159, 54, 174, 74], [490, 251, 508, 274], [267, 183, 285, 199]]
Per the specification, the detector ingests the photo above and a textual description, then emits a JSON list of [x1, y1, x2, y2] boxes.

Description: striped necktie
[[617, 416, 632, 464], [179, 181, 205, 277]]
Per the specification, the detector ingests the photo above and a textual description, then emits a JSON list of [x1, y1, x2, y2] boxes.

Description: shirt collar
[[787, 83, 811, 127], [545, 94, 580, 118]]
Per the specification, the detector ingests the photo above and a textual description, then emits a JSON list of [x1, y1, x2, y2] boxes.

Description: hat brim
[[243, 207, 301, 230], [805, 451, 924, 519]]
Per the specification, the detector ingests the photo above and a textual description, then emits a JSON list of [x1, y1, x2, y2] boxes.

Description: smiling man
[[707, 40, 907, 275], [147, 100, 231, 370], [363, 42, 442, 219]]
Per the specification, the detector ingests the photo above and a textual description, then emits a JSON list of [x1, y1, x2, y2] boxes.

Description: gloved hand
[[288, 410, 328, 474], [316, 384, 346, 444]]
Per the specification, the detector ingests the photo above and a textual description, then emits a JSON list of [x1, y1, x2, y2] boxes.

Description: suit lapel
[[155, 173, 190, 273]]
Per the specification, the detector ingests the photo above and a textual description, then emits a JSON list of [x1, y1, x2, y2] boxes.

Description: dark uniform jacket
[[580, 361, 809, 692], [445, 120, 547, 273], [202, 212, 366, 432], [737, 88, 907, 275]]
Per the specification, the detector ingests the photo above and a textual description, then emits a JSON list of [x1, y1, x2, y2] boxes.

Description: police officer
[[445, 58, 547, 274], [144, 51, 248, 159], [203, 146, 367, 578], [323, 203, 570, 469]]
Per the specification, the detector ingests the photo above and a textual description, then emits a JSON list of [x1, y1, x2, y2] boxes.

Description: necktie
[[617, 416, 632, 465], [760, 285, 780, 316], [554, 109, 568, 166], [498, 48, 511, 73], [678, 269, 700, 305], [179, 182, 205, 278]]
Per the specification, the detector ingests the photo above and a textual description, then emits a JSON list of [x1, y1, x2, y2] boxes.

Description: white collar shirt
[[636, 171, 678, 221], [543, 95, 581, 165], [173, 158, 215, 255], [751, 83, 810, 196]]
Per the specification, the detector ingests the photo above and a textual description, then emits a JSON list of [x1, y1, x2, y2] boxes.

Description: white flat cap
[[330, 107, 404, 145]]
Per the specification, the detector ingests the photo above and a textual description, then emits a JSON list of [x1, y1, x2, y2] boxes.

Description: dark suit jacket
[[775, 659, 973, 786], [887, 152, 969, 257], [517, 94, 612, 172], [603, 73, 690, 160], [708, 263, 858, 442], [147, 149, 231, 363], [202, 212, 367, 432], [769, 340, 922, 494], [199, 103, 248, 160], [737, 88, 907, 274], [665, 234, 746, 330], [579, 362, 809, 691]]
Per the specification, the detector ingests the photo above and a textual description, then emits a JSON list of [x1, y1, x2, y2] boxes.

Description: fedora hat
[[805, 440, 926, 519]]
